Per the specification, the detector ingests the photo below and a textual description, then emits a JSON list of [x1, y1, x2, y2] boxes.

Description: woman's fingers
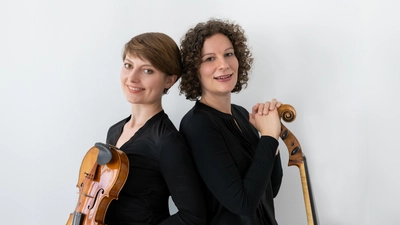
[[269, 98, 282, 110], [252, 103, 268, 115], [251, 103, 260, 115], [262, 102, 270, 115], [253, 99, 282, 115]]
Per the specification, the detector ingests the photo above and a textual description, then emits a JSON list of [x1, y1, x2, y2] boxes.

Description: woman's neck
[[127, 103, 163, 128], [200, 93, 231, 114]]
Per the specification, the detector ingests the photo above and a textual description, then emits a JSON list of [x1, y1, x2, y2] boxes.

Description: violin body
[[66, 142, 129, 225], [278, 105, 319, 225]]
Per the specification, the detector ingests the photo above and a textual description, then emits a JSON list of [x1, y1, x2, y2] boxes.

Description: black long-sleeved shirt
[[179, 101, 283, 225], [104, 111, 206, 225]]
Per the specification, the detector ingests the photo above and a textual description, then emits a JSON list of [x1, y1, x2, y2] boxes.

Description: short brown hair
[[179, 18, 253, 100], [123, 32, 182, 93]]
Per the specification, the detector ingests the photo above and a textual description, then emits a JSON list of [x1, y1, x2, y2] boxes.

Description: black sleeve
[[181, 114, 279, 216], [271, 151, 283, 197], [158, 132, 207, 225]]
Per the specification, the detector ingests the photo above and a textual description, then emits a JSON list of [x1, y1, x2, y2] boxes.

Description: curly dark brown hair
[[179, 18, 253, 100]]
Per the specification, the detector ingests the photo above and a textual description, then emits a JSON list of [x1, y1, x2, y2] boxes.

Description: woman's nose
[[218, 58, 229, 70], [128, 69, 140, 82]]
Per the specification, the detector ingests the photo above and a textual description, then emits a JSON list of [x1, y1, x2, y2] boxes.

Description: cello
[[277, 104, 319, 225], [66, 142, 129, 225]]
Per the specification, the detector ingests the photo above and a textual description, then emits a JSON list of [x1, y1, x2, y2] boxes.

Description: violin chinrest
[[95, 142, 113, 165]]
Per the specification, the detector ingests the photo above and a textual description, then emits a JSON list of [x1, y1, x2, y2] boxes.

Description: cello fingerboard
[[303, 155, 319, 225]]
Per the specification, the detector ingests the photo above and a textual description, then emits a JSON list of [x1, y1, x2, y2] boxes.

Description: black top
[[104, 111, 206, 225], [179, 101, 283, 225]]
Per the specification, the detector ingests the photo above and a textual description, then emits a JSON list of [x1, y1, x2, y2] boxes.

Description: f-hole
[[87, 188, 105, 210]]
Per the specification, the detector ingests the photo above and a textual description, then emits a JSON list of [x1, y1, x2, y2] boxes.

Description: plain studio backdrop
[[1, 0, 399, 224]]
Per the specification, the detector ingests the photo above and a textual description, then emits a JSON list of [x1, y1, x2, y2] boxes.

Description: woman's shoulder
[[152, 112, 189, 145], [106, 116, 130, 142], [231, 103, 250, 121], [231, 103, 248, 113], [180, 102, 219, 129], [109, 116, 130, 129]]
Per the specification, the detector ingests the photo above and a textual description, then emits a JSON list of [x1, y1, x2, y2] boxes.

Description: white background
[[1, 0, 399, 224]]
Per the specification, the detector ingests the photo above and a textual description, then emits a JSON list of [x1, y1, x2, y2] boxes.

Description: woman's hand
[[249, 99, 282, 140]]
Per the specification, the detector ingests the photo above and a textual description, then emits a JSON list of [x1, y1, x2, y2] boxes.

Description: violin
[[66, 142, 129, 225], [278, 105, 319, 225]]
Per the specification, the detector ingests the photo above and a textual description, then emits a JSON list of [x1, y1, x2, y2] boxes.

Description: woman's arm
[[271, 151, 283, 197], [180, 113, 279, 216], [159, 132, 207, 225]]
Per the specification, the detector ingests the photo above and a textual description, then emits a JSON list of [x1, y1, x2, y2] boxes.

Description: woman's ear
[[165, 75, 178, 89]]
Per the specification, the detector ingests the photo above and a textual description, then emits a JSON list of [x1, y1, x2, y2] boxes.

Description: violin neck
[[299, 155, 319, 225]]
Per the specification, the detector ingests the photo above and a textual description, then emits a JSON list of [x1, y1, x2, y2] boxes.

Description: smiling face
[[120, 54, 176, 106], [199, 33, 239, 98]]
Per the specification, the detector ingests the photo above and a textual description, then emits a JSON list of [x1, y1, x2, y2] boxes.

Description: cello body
[[66, 142, 129, 225], [278, 105, 319, 225]]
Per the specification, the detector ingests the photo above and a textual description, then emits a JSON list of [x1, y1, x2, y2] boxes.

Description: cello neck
[[296, 155, 319, 225], [302, 155, 319, 225], [278, 104, 319, 225]]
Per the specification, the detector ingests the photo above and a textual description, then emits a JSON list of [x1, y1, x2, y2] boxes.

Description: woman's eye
[[204, 57, 214, 62], [124, 63, 132, 69], [144, 69, 153, 74], [225, 52, 234, 57]]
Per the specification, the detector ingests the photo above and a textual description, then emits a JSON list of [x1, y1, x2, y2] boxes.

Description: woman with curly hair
[[179, 19, 283, 225]]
